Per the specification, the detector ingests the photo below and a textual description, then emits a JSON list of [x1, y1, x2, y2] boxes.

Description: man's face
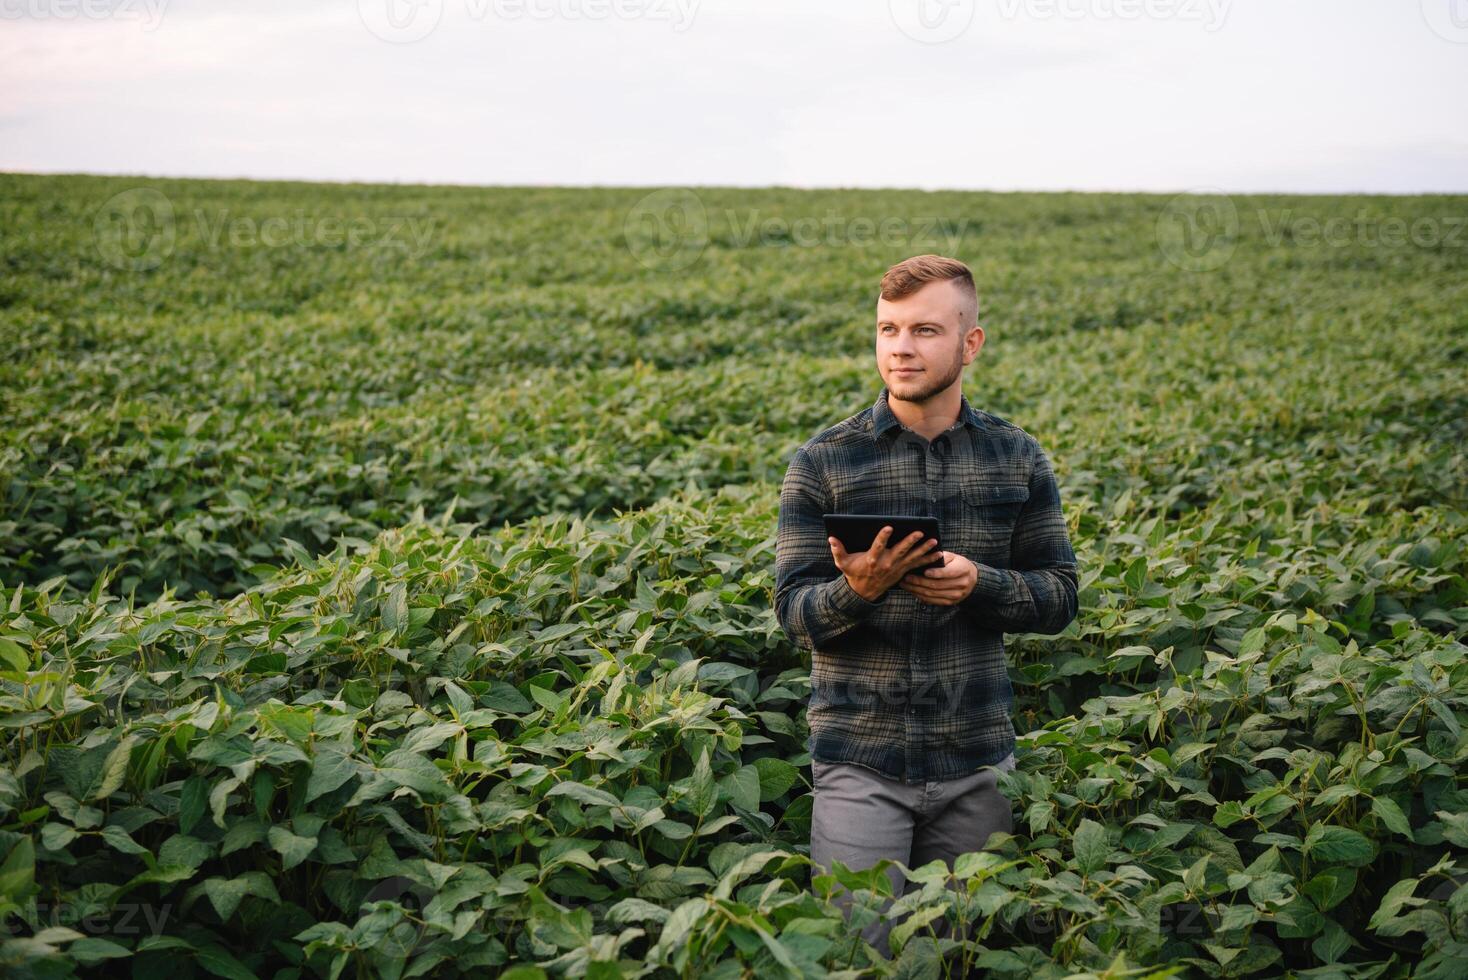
[[875, 279, 984, 403]]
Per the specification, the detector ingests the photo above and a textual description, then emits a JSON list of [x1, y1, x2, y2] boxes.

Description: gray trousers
[[809, 753, 1016, 956]]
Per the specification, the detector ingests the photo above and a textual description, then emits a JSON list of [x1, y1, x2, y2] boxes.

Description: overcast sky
[[3, 0, 1466, 193]]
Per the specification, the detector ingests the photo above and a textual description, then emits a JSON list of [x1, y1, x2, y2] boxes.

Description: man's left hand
[[898, 551, 978, 606]]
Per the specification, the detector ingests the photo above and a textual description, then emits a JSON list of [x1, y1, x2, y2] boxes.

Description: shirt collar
[[871, 385, 984, 440]]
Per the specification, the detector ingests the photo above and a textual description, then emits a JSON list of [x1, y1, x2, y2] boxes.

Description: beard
[[889, 343, 964, 405]]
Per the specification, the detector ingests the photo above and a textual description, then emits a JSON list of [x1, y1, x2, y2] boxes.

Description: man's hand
[[827, 527, 940, 603], [898, 550, 978, 606]]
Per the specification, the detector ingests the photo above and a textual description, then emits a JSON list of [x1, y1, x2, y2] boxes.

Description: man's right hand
[[827, 527, 940, 603]]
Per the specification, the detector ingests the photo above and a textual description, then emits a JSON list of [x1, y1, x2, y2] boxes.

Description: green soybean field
[[0, 172, 1465, 979]]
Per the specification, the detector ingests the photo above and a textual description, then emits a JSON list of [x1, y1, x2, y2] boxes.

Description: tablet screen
[[822, 514, 944, 572]]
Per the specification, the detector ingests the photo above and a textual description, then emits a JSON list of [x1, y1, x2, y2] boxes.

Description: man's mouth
[[892, 368, 922, 375]]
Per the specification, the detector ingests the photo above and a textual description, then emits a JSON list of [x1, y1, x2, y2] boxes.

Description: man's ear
[[965, 324, 985, 362]]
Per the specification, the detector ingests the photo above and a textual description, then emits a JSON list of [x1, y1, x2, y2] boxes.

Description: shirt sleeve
[[960, 442, 1079, 636], [774, 446, 886, 651]]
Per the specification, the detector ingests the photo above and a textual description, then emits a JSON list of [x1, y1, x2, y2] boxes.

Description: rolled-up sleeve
[[960, 442, 1079, 636], [774, 447, 885, 651]]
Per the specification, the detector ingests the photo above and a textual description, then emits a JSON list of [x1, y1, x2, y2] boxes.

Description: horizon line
[[4, 167, 1466, 199]]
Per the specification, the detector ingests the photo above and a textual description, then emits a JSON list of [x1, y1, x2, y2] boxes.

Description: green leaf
[[684, 749, 717, 819], [528, 888, 594, 949], [545, 781, 621, 808], [0, 637, 28, 672], [532, 622, 583, 645], [1213, 801, 1247, 828], [198, 872, 281, 921], [195, 943, 260, 980], [91, 736, 138, 802], [606, 897, 670, 925], [1370, 796, 1413, 841], [373, 749, 452, 800], [68, 937, 132, 966], [100, 824, 150, 856], [221, 817, 267, 857], [1183, 855, 1210, 893], [305, 748, 359, 803], [1434, 809, 1468, 848], [157, 834, 212, 873], [529, 684, 565, 712], [381, 582, 408, 632], [721, 764, 761, 812], [483, 682, 532, 714], [1277, 895, 1325, 939], [753, 757, 797, 800], [443, 680, 474, 717], [654, 898, 707, 954], [178, 776, 209, 835], [1302, 867, 1356, 912], [499, 968, 549, 980], [41, 823, 78, 850], [953, 851, 1012, 880], [889, 903, 946, 953], [0, 836, 36, 902], [713, 848, 789, 899], [1073, 819, 1107, 874], [267, 825, 317, 871], [1369, 878, 1423, 928], [1123, 556, 1148, 592], [1312, 918, 1351, 964], [1304, 824, 1375, 867]]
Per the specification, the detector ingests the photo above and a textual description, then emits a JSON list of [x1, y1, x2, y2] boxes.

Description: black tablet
[[822, 514, 944, 572]]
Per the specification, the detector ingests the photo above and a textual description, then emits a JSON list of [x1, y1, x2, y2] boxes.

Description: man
[[773, 254, 1079, 954]]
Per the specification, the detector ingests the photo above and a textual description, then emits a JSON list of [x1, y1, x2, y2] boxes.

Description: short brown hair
[[878, 254, 978, 330]]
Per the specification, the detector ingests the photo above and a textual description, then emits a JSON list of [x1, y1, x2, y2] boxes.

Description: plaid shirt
[[774, 385, 1079, 784]]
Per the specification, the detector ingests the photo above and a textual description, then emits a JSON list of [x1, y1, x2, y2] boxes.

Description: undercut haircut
[[878, 254, 978, 330]]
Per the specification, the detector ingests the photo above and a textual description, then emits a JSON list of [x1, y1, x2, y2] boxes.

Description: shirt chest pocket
[[951, 483, 1029, 562]]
